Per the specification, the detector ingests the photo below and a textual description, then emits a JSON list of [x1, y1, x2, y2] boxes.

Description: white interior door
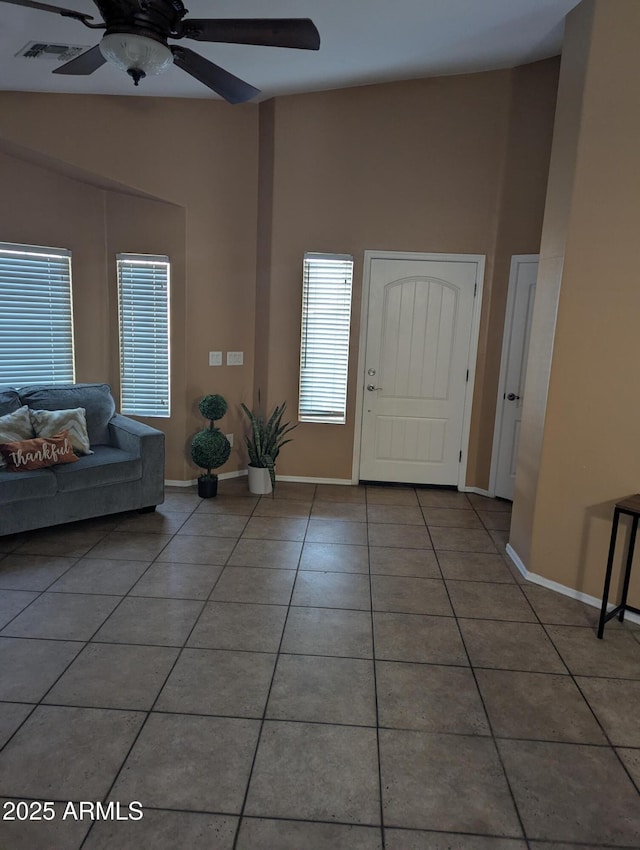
[[492, 255, 538, 501], [358, 254, 481, 485]]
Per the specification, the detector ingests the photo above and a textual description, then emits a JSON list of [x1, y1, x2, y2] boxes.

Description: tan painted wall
[[0, 147, 187, 478], [254, 99, 275, 407], [512, 0, 640, 605], [0, 93, 259, 480], [475, 60, 560, 488], [0, 149, 109, 381], [0, 65, 557, 486], [510, 3, 595, 567], [104, 193, 186, 479], [261, 65, 558, 482]]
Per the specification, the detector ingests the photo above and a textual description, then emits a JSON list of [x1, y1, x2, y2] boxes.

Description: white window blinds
[[117, 253, 170, 418], [299, 252, 354, 424], [0, 242, 75, 386]]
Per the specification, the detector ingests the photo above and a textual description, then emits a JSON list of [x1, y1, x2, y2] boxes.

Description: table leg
[[598, 508, 621, 639], [617, 514, 638, 623]]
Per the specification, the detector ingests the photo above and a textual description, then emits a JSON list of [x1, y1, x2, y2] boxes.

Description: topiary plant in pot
[[241, 398, 297, 495], [191, 394, 231, 498]]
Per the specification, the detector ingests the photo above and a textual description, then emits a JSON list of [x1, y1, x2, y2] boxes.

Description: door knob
[[367, 384, 382, 391], [506, 393, 520, 401]]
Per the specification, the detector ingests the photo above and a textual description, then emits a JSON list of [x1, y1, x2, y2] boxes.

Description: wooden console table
[[598, 494, 640, 638]]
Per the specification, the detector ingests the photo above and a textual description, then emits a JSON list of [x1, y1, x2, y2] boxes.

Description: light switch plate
[[208, 351, 222, 366], [227, 351, 244, 366]]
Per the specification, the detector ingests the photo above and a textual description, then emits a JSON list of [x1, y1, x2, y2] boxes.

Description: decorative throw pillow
[[0, 430, 78, 471], [0, 405, 35, 470], [30, 407, 93, 456]]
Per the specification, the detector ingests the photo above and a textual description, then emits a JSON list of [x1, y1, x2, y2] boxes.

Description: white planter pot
[[248, 465, 272, 495]]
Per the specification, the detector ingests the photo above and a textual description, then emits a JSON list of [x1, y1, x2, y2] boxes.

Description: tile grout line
[[517, 571, 640, 795], [229, 485, 313, 850], [433, 510, 532, 848], [0, 520, 129, 759], [4, 484, 640, 845], [76, 495, 247, 850], [539, 619, 640, 798], [365, 485, 387, 850], [373, 486, 521, 845]]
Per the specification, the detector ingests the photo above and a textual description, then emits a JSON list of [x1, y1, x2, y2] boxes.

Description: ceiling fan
[[1, 0, 320, 103]]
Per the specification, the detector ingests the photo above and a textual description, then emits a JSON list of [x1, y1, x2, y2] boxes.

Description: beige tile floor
[[0, 479, 639, 849]]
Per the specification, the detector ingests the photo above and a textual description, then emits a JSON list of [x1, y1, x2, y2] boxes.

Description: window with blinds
[[299, 252, 354, 424], [0, 242, 75, 386], [117, 253, 170, 418]]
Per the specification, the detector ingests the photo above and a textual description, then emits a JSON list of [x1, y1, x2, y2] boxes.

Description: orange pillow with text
[[0, 430, 79, 471]]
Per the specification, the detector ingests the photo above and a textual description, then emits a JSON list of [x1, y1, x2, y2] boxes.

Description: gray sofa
[[0, 383, 165, 537]]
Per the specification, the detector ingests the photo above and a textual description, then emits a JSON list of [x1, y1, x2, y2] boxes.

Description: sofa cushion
[[0, 430, 78, 472], [0, 406, 35, 470], [53, 445, 141, 493], [0, 387, 20, 417], [30, 407, 93, 455], [19, 384, 116, 446], [0, 466, 58, 504]]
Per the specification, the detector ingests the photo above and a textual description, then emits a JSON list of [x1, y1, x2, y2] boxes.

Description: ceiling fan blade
[[179, 18, 320, 51], [171, 46, 260, 104], [0, 0, 94, 23], [53, 43, 106, 75]]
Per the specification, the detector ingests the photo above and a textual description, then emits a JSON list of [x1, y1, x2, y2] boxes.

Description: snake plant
[[241, 399, 297, 491]]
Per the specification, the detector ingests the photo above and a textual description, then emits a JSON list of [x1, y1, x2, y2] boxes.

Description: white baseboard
[[166, 470, 350, 488], [505, 543, 640, 626], [165, 470, 247, 487], [505, 543, 528, 577], [276, 475, 355, 486], [167, 476, 498, 491], [460, 485, 492, 496]]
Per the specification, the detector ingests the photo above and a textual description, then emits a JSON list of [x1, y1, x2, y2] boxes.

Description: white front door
[[358, 253, 483, 485], [492, 255, 538, 501]]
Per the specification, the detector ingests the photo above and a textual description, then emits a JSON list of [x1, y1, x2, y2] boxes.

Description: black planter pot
[[197, 476, 218, 498]]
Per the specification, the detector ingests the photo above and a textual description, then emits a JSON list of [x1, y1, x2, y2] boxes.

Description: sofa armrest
[[108, 414, 165, 507]]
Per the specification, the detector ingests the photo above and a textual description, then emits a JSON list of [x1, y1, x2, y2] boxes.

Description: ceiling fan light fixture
[[1, 0, 319, 102], [99, 32, 173, 83]]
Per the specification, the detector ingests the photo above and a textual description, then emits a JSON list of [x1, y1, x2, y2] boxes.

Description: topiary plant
[[191, 394, 231, 498]]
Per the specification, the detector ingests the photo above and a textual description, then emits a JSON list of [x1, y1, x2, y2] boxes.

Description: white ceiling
[[0, 0, 580, 101]]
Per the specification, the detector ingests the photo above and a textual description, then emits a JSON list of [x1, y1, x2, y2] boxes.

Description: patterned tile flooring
[[0, 479, 639, 849]]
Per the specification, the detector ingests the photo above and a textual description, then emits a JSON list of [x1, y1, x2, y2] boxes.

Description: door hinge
[[474, 283, 477, 297], [466, 369, 469, 382], [459, 450, 462, 462]]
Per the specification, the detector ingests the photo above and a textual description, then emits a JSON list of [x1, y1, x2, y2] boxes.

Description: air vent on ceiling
[[15, 41, 90, 62]]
